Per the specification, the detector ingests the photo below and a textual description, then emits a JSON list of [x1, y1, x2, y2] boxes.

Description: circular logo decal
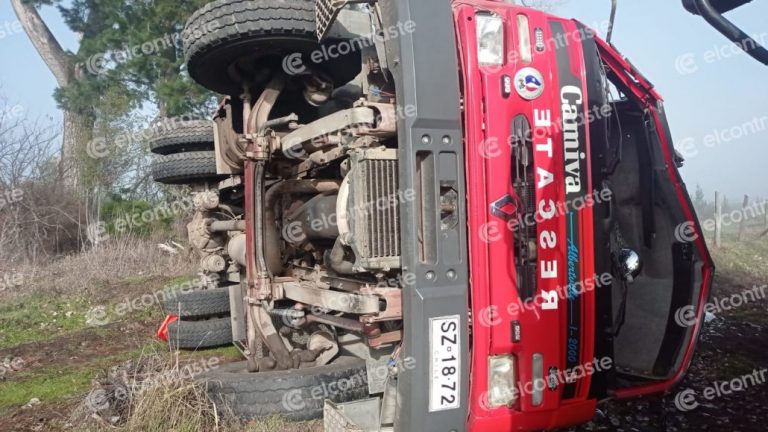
[[514, 67, 545, 100]]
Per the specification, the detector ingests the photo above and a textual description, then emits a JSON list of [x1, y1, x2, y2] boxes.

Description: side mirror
[[683, 0, 768, 65]]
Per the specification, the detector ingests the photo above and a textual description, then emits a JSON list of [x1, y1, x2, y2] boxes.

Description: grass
[[0, 227, 213, 430], [122, 275, 153, 285], [0, 345, 156, 412], [717, 351, 759, 377], [65, 348, 238, 432], [707, 229, 768, 280], [0, 367, 94, 410], [183, 345, 244, 364], [733, 309, 768, 326], [0, 237, 195, 301], [0, 271, 179, 350], [0, 294, 91, 349], [119, 383, 220, 432], [0, 300, 243, 423], [166, 275, 197, 286], [239, 417, 321, 432], [243, 417, 323, 432]]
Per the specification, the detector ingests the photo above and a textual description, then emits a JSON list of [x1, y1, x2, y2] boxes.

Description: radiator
[[347, 147, 401, 271]]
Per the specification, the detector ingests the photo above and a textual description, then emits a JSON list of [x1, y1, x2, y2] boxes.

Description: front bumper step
[[324, 399, 392, 432]]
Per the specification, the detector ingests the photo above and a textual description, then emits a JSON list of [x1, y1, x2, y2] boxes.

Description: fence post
[[738, 194, 749, 241], [761, 198, 768, 238], [715, 191, 723, 248]]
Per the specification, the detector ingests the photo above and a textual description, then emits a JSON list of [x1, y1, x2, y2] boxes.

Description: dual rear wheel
[[149, 120, 222, 185], [149, 121, 233, 349]]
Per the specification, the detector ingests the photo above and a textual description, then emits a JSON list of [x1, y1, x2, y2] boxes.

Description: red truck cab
[[454, 2, 714, 430]]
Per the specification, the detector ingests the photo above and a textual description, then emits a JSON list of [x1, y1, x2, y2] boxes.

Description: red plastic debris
[[156, 315, 179, 342]]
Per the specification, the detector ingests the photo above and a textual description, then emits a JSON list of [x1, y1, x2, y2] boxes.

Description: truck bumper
[[380, 0, 471, 431]]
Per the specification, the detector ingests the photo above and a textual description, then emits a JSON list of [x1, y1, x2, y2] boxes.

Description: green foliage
[[25, 0, 218, 198], [101, 194, 174, 237], [50, 0, 215, 118]]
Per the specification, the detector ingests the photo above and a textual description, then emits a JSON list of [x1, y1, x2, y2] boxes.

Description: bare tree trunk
[[10, 0, 71, 86], [61, 111, 94, 186], [11, 0, 88, 186], [763, 198, 768, 229]]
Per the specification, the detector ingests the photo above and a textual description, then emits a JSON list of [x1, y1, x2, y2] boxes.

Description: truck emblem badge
[[514, 67, 545, 100], [490, 194, 520, 221]]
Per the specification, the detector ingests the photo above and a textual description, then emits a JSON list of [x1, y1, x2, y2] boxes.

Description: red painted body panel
[[455, 2, 597, 430], [454, 1, 714, 429]]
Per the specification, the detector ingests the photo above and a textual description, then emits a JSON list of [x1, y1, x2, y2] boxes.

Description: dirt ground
[[566, 272, 768, 432]]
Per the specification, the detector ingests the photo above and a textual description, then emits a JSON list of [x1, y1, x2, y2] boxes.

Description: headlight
[[476, 12, 504, 66], [517, 15, 532, 64], [531, 353, 544, 406], [488, 355, 518, 408]]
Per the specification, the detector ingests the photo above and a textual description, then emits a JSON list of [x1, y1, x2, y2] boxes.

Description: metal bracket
[[213, 99, 243, 174], [280, 107, 377, 158], [316, 0, 370, 40], [281, 282, 382, 314], [359, 287, 402, 323]]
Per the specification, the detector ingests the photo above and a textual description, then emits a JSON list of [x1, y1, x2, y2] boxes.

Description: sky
[[558, 1, 768, 202], [0, 0, 766, 201], [0, 1, 79, 120]]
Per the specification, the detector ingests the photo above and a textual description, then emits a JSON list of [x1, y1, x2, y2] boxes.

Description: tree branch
[[10, 0, 73, 87]]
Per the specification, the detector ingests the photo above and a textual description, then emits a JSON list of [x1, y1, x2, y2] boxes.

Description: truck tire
[[162, 288, 231, 318], [182, 0, 360, 95], [168, 317, 233, 349], [204, 356, 369, 421], [149, 120, 215, 155], [151, 151, 225, 185]]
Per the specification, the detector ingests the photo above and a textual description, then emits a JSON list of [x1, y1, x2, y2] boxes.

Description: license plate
[[429, 315, 461, 412]]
